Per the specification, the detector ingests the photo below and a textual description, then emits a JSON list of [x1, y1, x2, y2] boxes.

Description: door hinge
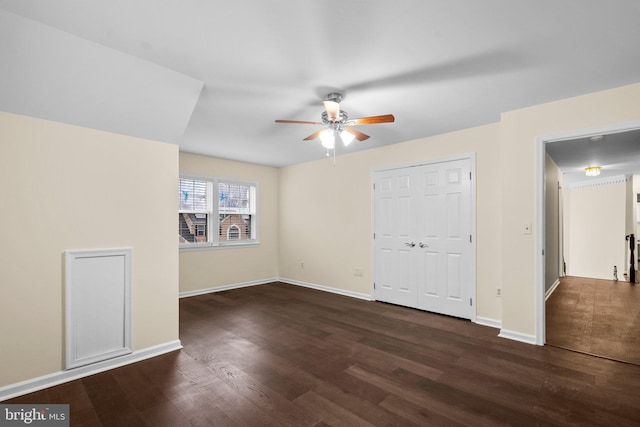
[[470, 298, 473, 306], [373, 282, 376, 289], [469, 235, 472, 243], [373, 183, 376, 190], [373, 233, 376, 240], [469, 171, 472, 180]]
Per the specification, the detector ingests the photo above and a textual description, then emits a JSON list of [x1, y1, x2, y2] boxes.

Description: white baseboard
[[179, 277, 374, 302], [0, 340, 182, 402], [545, 278, 561, 301], [475, 316, 501, 329], [498, 329, 538, 345], [179, 277, 279, 298], [279, 278, 373, 301]]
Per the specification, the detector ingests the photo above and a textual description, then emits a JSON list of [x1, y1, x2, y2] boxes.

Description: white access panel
[[65, 248, 132, 369]]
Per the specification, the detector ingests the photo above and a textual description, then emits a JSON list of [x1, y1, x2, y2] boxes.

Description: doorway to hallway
[[546, 276, 640, 365]]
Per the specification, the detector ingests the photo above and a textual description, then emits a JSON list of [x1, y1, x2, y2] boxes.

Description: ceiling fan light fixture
[[275, 91, 394, 157], [340, 130, 355, 146], [585, 166, 601, 176], [323, 100, 340, 122], [320, 129, 335, 149]]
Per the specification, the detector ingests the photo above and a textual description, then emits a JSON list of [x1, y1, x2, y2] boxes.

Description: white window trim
[[179, 173, 259, 250]]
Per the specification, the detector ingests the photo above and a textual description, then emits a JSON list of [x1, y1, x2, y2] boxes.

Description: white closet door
[[373, 157, 474, 319], [416, 159, 472, 318], [65, 248, 132, 369], [373, 168, 420, 308]]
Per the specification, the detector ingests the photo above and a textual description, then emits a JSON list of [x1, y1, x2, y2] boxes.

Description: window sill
[[179, 241, 260, 252]]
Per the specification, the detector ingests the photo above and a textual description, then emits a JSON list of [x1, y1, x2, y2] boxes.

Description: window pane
[[179, 213, 209, 244], [219, 182, 253, 214], [179, 178, 208, 211], [219, 214, 252, 241], [179, 176, 257, 247]]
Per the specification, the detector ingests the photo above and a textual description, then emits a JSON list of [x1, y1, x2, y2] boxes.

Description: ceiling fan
[[275, 92, 395, 150]]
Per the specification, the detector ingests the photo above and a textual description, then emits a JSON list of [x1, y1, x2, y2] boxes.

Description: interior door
[[373, 157, 473, 319], [373, 167, 419, 308], [416, 159, 472, 318]]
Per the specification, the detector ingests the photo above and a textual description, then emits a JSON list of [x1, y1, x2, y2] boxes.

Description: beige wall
[[3, 82, 640, 391], [626, 177, 635, 236], [0, 112, 179, 387], [279, 82, 640, 336], [178, 153, 279, 292], [279, 123, 504, 322], [500, 82, 640, 336], [545, 154, 562, 292], [634, 175, 640, 238], [564, 182, 626, 280]]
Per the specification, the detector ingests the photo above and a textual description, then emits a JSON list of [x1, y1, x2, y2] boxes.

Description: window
[[178, 179, 211, 244], [227, 225, 240, 240], [179, 176, 257, 248]]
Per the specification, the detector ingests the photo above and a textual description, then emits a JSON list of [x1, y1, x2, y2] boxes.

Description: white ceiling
[[546, 129, 640, 187], [1, 1, 640, 167]]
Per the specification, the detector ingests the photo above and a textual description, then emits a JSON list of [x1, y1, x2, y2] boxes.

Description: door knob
[[405, 242, 416, 248], [419, 242, 428, 248]]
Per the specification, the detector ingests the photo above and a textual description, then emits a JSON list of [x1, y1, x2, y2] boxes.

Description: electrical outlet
[[300, 261, 304, 268], [496, 288, 502, 297], [523, 222, 532, 234], [354, 268, 363, 277]]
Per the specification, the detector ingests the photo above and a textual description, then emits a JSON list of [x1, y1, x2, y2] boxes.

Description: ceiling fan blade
[[303, 129, 325, 141], [348, 114, 395, 125], [323, 100, 340, 121], [275, 119, 323, 125], [344, 128, 370, 141]]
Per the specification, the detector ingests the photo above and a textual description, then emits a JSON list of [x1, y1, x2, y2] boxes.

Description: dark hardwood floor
[[546, 276, 640, 365], [8, 282, 640, 426]]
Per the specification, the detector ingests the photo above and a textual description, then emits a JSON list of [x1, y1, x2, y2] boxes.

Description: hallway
[[546, 276, 640, 365]]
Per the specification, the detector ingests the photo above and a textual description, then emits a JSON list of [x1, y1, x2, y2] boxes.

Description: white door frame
[[535, 120, 640, 345], [371, 153, 477, 322]]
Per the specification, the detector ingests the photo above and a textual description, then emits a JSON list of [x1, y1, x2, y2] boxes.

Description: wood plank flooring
[[8, 282, 640, 426], [546, 276, 640, 365]]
